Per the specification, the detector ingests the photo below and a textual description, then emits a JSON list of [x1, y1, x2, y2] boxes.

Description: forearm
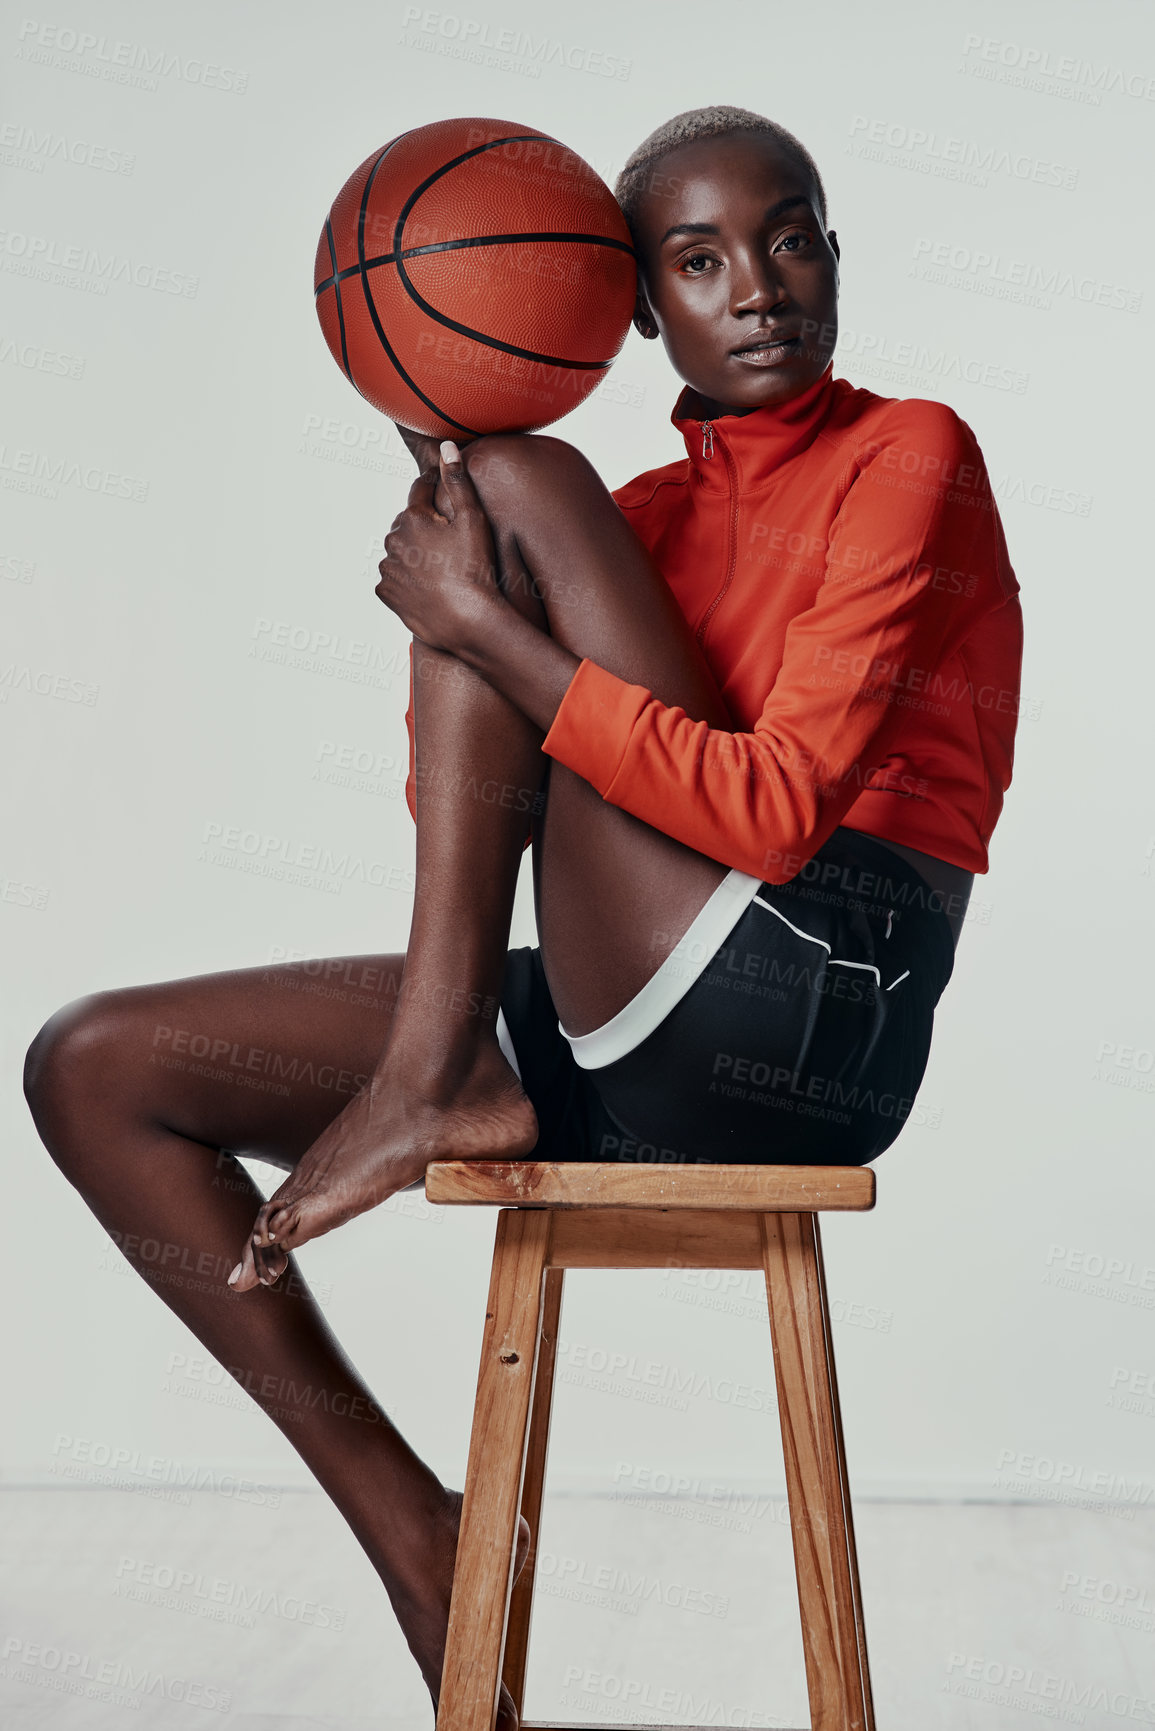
[[453, 597, 582, 736]]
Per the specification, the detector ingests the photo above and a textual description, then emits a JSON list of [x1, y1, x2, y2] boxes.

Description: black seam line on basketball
[[323, 217, 355, 385], [313, 230, 637, 297], [392, 134, 629, 372], [403, 230, 636, 260], [397, 135, 555, 251], [356, 140, 477, 438], [402, 285, 618, 372], [314, 253, 394, 296]]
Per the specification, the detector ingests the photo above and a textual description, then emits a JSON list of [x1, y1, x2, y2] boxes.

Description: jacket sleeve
[[538, 401, 1013, 884]]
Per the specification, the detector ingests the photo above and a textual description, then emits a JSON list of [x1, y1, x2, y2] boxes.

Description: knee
[[24, 990, 141, 1166], [461, 430, 592, 506]]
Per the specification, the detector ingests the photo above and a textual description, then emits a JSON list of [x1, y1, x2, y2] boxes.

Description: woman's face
[[630, 132, 840, 418]]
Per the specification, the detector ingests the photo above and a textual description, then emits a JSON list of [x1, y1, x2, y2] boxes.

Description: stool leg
[[438, 1208, 553, 1731], [501, 1265, 564, 1712], [760, 1211, 875, 1731], [810, 1209, 875, 1731]]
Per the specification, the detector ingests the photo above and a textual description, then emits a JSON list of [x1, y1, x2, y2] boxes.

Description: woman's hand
[[375, 444, 506, 656], [393, 419, 471, 475]]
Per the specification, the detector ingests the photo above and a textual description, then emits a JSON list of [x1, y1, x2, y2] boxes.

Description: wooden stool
[[426, 1160, 877, 1731]]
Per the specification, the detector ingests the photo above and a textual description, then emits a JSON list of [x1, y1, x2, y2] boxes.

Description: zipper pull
[[701, 420, 714, 460]]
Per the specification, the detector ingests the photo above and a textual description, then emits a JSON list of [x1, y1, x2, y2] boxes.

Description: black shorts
[[497, 827, 957, 1167]]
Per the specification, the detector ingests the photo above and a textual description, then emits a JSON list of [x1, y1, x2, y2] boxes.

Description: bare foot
[[233, 1040, 537, 1289], [385, 1487, 531, 1731]]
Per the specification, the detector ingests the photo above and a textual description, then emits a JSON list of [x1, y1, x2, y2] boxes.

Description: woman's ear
[[633, 292, 659, 340]]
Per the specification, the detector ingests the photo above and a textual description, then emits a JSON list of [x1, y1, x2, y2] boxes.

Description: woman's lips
[[730, 335, 802, 368]]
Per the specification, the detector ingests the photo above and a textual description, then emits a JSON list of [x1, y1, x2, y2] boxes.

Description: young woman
[[24, 107, 1021, 1727]]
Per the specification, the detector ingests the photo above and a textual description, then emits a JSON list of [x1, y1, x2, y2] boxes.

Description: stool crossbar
[[426, 1160, 877, 1731]]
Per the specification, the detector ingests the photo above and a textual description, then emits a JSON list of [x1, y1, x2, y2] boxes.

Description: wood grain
[[437, 1209, 553, 1731], [502, 1267, 564, 1711], [425, 1161, 875, 1213], [761, 1211, 874, 1731], [548, 1208, 764, 1269]]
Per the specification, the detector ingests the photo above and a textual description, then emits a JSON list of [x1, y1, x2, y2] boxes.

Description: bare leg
[[24, 430, 738, 1726], [237, 433, 735, 1272], [23, 963, 532, 1723]]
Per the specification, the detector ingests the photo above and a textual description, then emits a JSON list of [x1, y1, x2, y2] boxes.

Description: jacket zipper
[[695, 424, 739, 647]]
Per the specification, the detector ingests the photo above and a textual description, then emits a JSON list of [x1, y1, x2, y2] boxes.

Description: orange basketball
[[314, 118, 637, 439]]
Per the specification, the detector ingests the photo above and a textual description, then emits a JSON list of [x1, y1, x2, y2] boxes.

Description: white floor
[[1, 1490, 1153, 1729]]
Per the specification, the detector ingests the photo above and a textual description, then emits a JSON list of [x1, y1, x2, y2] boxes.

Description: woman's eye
[[680, 252, 716, 274], [776, 230, 813, 253]]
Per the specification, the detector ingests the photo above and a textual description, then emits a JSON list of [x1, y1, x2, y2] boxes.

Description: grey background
[[5, 0, 1153, 1523]]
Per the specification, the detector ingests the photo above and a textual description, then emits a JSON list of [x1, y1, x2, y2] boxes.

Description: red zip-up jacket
[[404, 365, 1023, 882]]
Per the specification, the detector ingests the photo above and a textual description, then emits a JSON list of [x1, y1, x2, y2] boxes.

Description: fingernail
[[227, 1264, 241, 1286], [440, 440, 461, 465]]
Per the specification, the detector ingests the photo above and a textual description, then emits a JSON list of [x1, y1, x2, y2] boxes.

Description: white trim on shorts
[[559, 866, 765, 1072], [750, 894, 883, 987], [496, 1008, 523, 1081]]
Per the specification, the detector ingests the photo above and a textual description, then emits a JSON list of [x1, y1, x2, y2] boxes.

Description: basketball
[[313, 118, 637, 439]]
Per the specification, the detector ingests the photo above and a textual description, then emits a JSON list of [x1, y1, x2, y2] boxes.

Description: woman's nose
[[730, 258, 787, 316]]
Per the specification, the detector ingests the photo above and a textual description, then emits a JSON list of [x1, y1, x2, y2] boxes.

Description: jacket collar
[[671, 363, 839, 493]]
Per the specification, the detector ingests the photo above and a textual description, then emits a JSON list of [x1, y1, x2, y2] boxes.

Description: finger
[[229, 1221, 268, 1293], [228, 1234, 259, 1293], [250, 1200, 287, 1287], [406, 469, 440, 513], [436, 440, 485, 521]]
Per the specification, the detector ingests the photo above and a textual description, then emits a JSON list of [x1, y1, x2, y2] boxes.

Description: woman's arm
[[526, 402, 1019, 882], [383, 408, 1018, 884]]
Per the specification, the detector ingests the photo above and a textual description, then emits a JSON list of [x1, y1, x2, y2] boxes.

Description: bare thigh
[[465, 434, 734, 1035], [64, 952, 409, 1172]]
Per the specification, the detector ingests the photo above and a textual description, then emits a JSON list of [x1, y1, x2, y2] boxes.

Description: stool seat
[[431, 1158, 877, 1731], [425, 1159, 874, 1212]]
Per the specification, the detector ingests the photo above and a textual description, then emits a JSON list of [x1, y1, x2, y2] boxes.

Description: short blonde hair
[[614, 105, 828, 240]]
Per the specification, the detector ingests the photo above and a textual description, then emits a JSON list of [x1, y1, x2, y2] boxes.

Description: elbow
[[749, 795, 826, 887], [757, 843, 814, 887]]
